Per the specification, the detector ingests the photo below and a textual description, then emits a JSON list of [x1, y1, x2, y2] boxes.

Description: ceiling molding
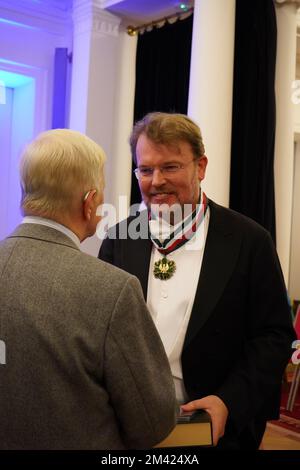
[[73, 0, 121, 36]]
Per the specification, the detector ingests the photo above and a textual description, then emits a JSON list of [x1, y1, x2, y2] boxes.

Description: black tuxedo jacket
[[99, 199, 295, 447]]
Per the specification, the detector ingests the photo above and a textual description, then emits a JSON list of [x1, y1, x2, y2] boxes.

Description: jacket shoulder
[[69, 248, 138, 288], [209, 199, 271, 240]]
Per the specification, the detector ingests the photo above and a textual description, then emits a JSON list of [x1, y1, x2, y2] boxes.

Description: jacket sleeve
[[216, 231, 296, 433], [103, 275, 176, 449]]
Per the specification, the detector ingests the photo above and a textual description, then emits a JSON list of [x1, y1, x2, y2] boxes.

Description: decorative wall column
[[188, 0, 236, 207], [274, 0, 298, 286], [70, 0, 137, 255], [108, 28, 137, 210], [289, 138, 300, 300], [70, 0, 121, 202]]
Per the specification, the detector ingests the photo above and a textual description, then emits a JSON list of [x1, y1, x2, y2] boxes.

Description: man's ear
[[197, 155, 208, 181], [83, 190, 97, 221]]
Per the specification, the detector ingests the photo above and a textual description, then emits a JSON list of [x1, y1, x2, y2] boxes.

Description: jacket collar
[[7, 224, 80, 252]]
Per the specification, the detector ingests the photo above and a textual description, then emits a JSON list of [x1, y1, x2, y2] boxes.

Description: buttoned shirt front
[[147, 206, 210, 403]]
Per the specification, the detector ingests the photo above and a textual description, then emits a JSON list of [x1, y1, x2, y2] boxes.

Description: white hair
[[20, 129, 106, 217]]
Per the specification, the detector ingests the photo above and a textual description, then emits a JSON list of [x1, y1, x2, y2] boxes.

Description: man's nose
[[151, 168, 166, 186]]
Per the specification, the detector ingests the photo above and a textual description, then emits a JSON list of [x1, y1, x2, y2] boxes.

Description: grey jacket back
[[0, 224, 176, 449]]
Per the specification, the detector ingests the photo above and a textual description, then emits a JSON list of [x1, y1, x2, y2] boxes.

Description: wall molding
[[73, 0, 121, 36]]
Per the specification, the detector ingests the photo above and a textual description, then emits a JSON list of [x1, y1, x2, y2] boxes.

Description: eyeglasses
[[134, 159, 197, 180]]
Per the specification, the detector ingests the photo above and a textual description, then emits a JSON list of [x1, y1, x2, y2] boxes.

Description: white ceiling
[[103, 0, 193, 24], [30, 0, 194, 23], [0, 0, 194, 25], [26, 0, 73, 10]]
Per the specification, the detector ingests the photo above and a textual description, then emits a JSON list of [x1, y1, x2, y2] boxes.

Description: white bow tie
[[148, 218, 173, 242]]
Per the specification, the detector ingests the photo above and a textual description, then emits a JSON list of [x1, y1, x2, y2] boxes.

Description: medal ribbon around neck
[[149, 192, 208, 280]]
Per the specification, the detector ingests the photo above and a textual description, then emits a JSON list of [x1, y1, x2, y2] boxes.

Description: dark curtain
[[230, 0, 277, 242], [131, 14, 193, 205]]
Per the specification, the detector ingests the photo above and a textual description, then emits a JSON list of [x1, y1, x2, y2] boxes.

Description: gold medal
[[153, 256, 176, 280]]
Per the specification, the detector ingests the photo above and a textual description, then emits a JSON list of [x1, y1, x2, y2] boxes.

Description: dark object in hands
[[155, 410, 213, 447]]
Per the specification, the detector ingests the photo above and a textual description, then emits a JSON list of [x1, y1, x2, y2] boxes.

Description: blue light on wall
[[0, 80, 5, 104], [0, 58, 37, 70], [0, 17, 39, 31], [0, 70, 34, 88]]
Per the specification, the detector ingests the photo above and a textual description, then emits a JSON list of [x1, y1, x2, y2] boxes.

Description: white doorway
[[0, 70, 36, 240]]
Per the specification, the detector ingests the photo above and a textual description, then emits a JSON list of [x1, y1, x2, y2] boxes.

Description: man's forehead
[[137, 134, 191, 155]]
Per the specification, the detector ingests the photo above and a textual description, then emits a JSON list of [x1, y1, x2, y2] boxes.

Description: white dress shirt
[[147, 207, 210, 403]]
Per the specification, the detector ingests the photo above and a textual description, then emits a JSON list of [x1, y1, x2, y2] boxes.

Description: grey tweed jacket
[[0, 224, 176, 450]]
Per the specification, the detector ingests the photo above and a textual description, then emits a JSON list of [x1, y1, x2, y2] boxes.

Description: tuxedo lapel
[[123, 237, 152, 300], [184, 201, 242, 349]]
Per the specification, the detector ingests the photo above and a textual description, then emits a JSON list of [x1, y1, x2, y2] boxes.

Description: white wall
[[0, 87, 12, 239], [188, 0, 236, 207], [7, 81, 35, 234], [0, 17, 72, 129]]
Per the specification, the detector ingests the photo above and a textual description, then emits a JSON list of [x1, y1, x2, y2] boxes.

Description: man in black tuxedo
[[99, 112, 295, 449]]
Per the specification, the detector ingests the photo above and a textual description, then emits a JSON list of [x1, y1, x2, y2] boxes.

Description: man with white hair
[[0, 129, 176, 450]]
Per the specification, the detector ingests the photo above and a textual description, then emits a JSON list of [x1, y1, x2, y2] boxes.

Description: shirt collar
[[22, 216, 81, 248]]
